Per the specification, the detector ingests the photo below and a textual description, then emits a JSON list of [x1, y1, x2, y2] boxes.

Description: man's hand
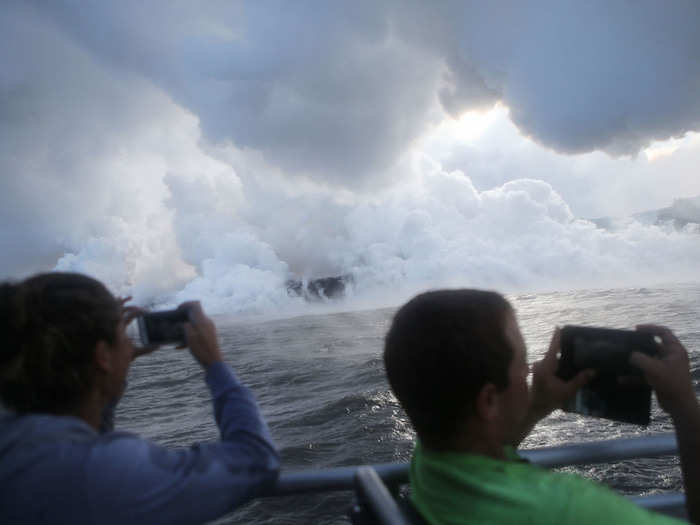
[[630, 325, 700, 523], [513, 328, 595, 447], [529, 327, 595, 420], [629, 324, 696, 417], [179, 301, 223, 369]]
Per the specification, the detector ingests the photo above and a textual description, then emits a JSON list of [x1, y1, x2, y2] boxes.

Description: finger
[[629, 351, 662, 377], [189, 303, 207, 324], [531, 356, 550, 375], [636, 325, 683, 359], [636, 324, 680, 346], [117, 295, 133, 305], [568, 368, 596, 391], [178, 301, 204, 323]]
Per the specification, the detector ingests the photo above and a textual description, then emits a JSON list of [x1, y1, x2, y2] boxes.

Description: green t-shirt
[[410, 442, 684, 525]]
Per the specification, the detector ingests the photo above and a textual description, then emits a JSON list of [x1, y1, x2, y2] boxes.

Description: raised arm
[[631, 325, 700, 524], [86, 301, 280, 525], [512, 327, 595, 447]]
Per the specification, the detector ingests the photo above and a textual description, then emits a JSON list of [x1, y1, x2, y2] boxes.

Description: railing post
[[353, 467, 408, 525]]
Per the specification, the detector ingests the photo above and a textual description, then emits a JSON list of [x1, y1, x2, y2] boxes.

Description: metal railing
[[262, 433, 686, 519], [519, 432, 678, 468]]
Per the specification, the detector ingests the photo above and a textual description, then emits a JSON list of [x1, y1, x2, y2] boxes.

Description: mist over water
[[56, 174, 700, 317], [118, 283, 700, 524]]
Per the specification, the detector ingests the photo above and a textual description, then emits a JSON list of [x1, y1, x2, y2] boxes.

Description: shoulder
[[540, 470, 683, 525], [87, 431, 172, 468]]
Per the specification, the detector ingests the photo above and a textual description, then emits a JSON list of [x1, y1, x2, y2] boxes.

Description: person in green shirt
[[383, 289, 700, 524]]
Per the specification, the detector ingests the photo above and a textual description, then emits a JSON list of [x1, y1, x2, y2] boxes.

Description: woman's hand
[[179, 301, 223, 368], [118, 297, 160, 360]]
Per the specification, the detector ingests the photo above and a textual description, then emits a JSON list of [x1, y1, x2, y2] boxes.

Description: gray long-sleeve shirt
[[0, 362, 280, 524]]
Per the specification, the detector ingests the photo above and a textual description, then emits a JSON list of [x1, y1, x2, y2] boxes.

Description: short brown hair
[[0, 273, 121, 413], [384, 289, 513, 450]]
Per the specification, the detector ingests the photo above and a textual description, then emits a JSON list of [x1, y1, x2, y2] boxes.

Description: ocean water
[[118, 283, 700, 524]]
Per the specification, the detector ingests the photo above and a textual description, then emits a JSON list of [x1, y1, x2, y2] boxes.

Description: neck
[[453, 435, 506, 459], [66, 389, 106, 431], [423, 427, 506, 459]]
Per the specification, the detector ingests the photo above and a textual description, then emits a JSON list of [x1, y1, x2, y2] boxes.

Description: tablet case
[[556, 325, 658, 425]]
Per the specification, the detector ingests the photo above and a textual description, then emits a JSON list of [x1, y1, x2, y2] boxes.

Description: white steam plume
[[2, 2, 700, 316]]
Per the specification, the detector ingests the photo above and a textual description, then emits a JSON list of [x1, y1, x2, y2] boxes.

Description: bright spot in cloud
[[644, 132, 700, 162], [431, 104, 508, 145]]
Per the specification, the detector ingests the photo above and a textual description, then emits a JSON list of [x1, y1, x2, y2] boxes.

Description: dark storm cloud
[[34, 1, 442, 184], [29, 0, 700, 183]]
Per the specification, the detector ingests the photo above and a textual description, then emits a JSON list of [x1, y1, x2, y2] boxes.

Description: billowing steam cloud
[[1, 1, 700, 314]]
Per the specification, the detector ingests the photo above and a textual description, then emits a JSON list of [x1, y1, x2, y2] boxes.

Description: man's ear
[[94, 341, 112, 373], [475, 383, 501, 421]]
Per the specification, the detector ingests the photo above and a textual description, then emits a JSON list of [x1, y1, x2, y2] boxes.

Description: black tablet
[[556, 325, 658, 425]]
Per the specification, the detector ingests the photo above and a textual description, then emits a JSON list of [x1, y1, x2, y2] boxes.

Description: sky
[[1, 1, 699, 314]]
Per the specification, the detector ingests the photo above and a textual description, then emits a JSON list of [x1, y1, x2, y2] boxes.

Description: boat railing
[[261, 432, 687, 523]]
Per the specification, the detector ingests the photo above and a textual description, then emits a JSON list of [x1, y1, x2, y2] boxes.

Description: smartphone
[[556, 325, 658, 425], [137, 309, 189, 346]]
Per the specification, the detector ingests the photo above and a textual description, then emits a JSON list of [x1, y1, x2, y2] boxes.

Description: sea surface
[[119, 283, 700, 524]]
